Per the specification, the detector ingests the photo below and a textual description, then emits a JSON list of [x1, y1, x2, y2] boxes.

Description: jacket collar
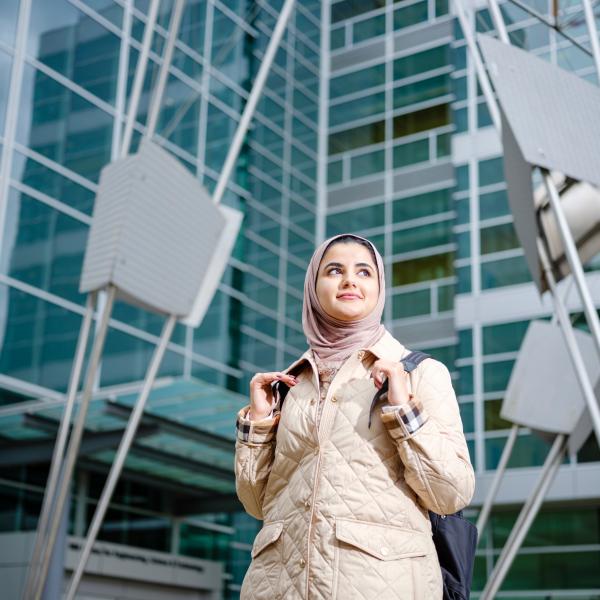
[[282, 329, 409, 374]]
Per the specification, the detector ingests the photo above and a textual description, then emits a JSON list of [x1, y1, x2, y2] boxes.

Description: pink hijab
[[302, 234, 386, 364]]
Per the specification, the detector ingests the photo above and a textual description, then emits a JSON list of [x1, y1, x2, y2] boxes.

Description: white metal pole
[[453, 0, 502, 131], [121, 0, 161, 157], [480, 434, 567, 599], [145, 0, 186, 139], [486, 0, 510, 43], [543, 172, 600, 361], [22, 293, 96, 600], [65, 314, 177, 599], [537, 234, 600, 446], [581, 0, 600, 82], [212, 0, 297, 206], [31, 287, 116, 600], [476, 424, 518, 536]]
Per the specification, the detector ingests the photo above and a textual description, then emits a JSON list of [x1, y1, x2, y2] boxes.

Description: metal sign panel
[[478, 34, 600, 188], [502, 320, 599, 452], [80, 141, 242, 321]]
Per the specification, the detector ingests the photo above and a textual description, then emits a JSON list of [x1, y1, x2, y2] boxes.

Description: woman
[[235, 234, 474, 599]]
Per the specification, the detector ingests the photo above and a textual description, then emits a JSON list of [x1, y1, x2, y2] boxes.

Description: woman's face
[[316, 242, 379, 322]]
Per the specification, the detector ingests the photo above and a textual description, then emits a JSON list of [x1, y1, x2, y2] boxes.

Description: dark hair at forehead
[[325, 234, 378, 266]]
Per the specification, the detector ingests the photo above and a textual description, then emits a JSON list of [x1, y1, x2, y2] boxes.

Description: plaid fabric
[[381, 395, 428, 441], [236, 405, 280, 445]]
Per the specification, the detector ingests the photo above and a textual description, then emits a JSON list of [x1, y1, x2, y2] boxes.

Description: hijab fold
[[302, 234, 386, 364]]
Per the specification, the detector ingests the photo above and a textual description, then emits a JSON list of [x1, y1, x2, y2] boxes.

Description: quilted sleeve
[[234, 405, 279, 520], [380, 359, 475, 515]]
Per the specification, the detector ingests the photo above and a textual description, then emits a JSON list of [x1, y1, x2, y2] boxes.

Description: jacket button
[[331, 396, 337, 402], [304, 499, 311, 509], [300, 558, 306, 567], [310, 398, 315, 404]]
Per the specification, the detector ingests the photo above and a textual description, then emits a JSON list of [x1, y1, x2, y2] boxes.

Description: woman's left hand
[[371, 359, 411, 406]]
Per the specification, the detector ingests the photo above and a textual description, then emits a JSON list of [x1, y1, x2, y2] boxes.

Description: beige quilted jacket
[[235, 331, 474, 600]]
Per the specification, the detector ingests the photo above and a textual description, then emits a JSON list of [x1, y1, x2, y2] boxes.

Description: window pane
[[392, 288, 431, 318], [327, 203, 385, 235], [393, 104, 450, 137], [393, 138, 429, 168], [332, 0, 386, 23], [393, 2, 428, 30], [481, 255, 530, 289], [480, 222, 520, 254], [331, 26, 346, 50], [484, 398, 512, 431], [329, 120, 385, 153], [353, 14, 386, 43], [392, 252, 453, 285], [329, 92, 386, 128], [483, 320, 529, 354], [351, 149, 385, 178], [393, 188, 451, 221], [480, 189, 510, 219], [330, 64, 385, 99], [394, 44, 449, 79], [394, 74, 450, 109], [479, 156, 504, 186], [393, 221, 451, 254], [483, 359, 514, 392]]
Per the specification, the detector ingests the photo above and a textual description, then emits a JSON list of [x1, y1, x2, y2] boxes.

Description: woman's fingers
[[251, 372, 298, 388]]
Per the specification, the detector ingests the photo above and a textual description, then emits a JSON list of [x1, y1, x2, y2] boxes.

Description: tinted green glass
[[435, 0, 449, 16], [330, 91, 386, 128], [452, 75, 467, 102], [453, 106, 468, 133], [481, 255, 531, 289], [459, 402, 474, 433], [327, 203, 385, 235], [394, 104, 450, 137], [438, 283, 454, 311], [0, 50, 11, 136], [437, 132, 451, 157], [480, 222, 520, 254], [393, 2, 428, 30], [393, 188, 451, 221], [330, 64, 386, 99], [331, 26, 346, 50], [394, 44, 449, 79], [392, 289, 431, 318], [455, 198, 470, 225], [453, 44, 467, 70], [457, 365, 474, 395], [329, 120, 385, 153], [393, 74, 450, 109], [393, 138, 429, 168], [486, 433, 553, 470], [484, 399, 513, 431], [455, 164, 469, 192], [483, 359, 514, 392], [483, 320, 529, 354], [332, 0, 386, 23], [392, 252, 453, 285], [354, 14, 386, 42], [477, 100, 493, 129], [456, 231, 470, 259], [458, 328, 473, 358], [480, 189, 510, 219], [456, 264, 471, 293], [351, 149, 385, 178], [577, 433, 600, 463], [419, 344, 456, 365], [393, 221, 451, 254], [478, 156, 505, 186], [328, 159, 343, 184]]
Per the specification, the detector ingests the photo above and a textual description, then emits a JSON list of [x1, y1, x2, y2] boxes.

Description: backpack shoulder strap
[[368, 350, 431, 428]]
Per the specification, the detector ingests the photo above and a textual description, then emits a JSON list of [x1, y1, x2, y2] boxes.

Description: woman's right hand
[[249, 372, 298, 421]]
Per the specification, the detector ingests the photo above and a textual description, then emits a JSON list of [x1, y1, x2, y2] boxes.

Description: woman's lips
[[337, 294, 362, 300]]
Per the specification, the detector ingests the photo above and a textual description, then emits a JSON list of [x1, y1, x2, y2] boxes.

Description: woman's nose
[[341, 274, 357, 287]]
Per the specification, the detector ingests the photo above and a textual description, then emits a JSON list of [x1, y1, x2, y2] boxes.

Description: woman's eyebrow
[[323, 261, 343, 270], [355, 262, 374, 269]]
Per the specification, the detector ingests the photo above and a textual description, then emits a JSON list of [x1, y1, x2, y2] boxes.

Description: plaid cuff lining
[[236, 406, 279, 444], [381, 396, 428, 440]]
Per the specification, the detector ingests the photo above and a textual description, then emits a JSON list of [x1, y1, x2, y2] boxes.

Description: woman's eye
[[358, 269, 371, 276], [328, 267, 342, 275]]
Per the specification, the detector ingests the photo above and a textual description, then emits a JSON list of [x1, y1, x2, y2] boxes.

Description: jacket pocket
[[333, 518, 432, 600], [251, 520, 284, 558], [335, 518, 430, 560]]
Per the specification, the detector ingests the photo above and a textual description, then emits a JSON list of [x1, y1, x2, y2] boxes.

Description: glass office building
[[0, 0, 598, 597]]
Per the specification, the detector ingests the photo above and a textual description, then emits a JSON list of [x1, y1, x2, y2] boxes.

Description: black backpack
[[273, 350, 477, 600]]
